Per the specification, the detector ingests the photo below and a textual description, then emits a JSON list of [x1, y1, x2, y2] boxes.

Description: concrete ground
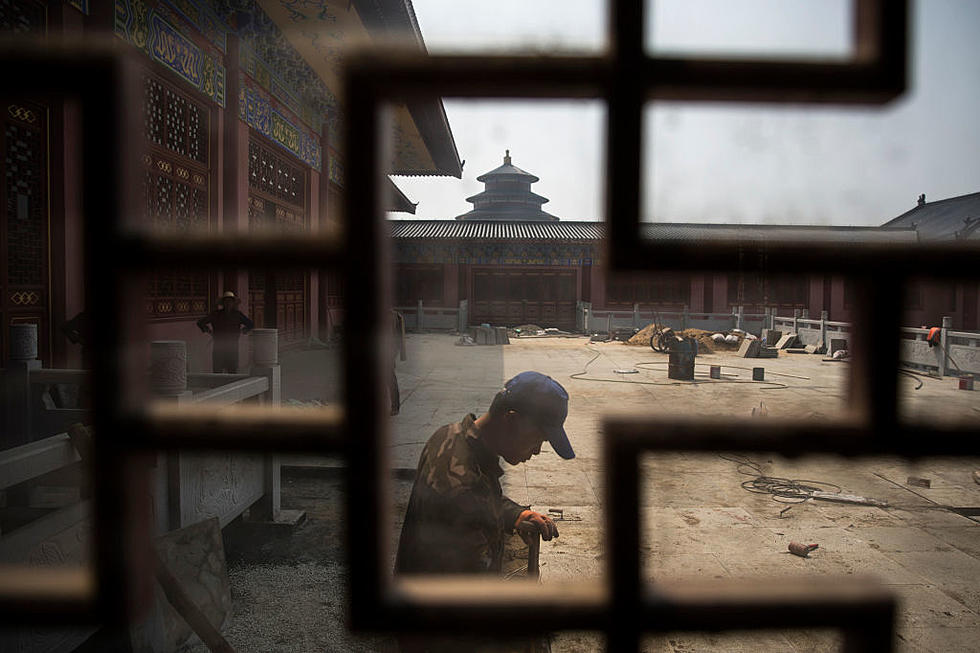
[[213, 335, 979, 652]]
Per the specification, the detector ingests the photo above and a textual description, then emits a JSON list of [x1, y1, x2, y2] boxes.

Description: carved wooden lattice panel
[[1, 99, 48, 365], [247, 136, 308, 343], [0, 0, 45, 34], [142, 74, 211, 319], [248, 138, 305, 210]]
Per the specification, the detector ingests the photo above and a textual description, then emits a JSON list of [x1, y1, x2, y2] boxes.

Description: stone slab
[[756, 347, 779, 358], [762, 329, 782, 346], [830, 338, 848, 355], [132, 517, 232, 653], [737, 338, 761, 358], [776, 333, 799, 349], [885, 583, 979, 629]]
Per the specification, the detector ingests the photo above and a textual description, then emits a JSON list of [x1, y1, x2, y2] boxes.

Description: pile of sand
[[626, 323, 667, 346], [626, 323, 744, 354]]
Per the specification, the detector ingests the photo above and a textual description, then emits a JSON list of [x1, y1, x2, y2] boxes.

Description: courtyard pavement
[[270, 334, 980, 652]]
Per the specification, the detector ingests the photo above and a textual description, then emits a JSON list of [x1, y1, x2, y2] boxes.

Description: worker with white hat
[[196, 291, 254, 372]]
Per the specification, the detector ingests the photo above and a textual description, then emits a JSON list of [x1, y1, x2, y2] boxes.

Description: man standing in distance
[[197, 291, 254, 373]]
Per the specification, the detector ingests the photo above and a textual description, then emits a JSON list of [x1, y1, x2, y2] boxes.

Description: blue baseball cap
[[502, 371, 575, 460]]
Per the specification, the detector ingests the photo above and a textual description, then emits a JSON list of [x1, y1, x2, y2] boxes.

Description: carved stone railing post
[[4, 324, 41, 446], [820, 310, 829, 351], [149, 341, 191, 401], [250, 328, 279, 367], [458, 299, 468, 333], [249, 329, 280, 406], [249, 329, 284, 523], [939, 316, 952, 377]]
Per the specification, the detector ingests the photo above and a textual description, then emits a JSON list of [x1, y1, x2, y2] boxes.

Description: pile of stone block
[[469, 325, 510, 345], [775, 333, 801, 349], [737, 338, 778, 359]]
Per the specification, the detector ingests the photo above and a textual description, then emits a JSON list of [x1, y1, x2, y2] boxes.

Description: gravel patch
[[186, 561, 392, 653]]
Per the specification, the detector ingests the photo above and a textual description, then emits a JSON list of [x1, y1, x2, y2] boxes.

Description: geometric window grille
[[336, 3, 959, 652], [246, 138, 308, 341], [248, 138, 305, 211], [4, 118, 45, 287], [142, 73, 211, 319], [6, 6, 975, 653], [143, 75, 208, 165], [0, 0, 46, 35]]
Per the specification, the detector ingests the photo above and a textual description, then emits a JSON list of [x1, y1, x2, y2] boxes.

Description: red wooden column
[[689, 275, 705, 312], [317, 115, 333, 340], [48, 2, 87, 367], [711, 273, 728, 315], [308, 158, 320, 340], [222, 35, 251, 367], [808, 276, 825, 315], [443, 263, 459, 307]]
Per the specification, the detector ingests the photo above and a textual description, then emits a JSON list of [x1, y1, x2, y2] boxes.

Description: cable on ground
[[718, 454, 842, 504]]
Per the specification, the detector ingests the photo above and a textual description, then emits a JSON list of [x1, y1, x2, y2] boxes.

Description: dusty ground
[[205, 335, 979, 653]]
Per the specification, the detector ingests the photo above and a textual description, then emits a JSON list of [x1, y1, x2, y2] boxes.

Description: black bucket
[[667, 337, 697, 380]]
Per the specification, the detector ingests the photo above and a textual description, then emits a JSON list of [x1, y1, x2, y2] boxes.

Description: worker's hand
[[515, 510, 559, 541]]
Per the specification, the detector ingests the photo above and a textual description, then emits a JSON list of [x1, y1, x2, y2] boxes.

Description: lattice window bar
[[5, 3, 979, 652]]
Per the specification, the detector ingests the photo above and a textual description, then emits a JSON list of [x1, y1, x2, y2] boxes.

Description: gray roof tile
[[882, 192, 980, 241], [388, 220, 918, 243]]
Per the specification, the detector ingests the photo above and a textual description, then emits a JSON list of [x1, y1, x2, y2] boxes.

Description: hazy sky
[[389, 0, 980, 226]]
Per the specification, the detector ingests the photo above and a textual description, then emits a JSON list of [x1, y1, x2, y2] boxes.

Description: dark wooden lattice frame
[[2, 3, 977, 652]]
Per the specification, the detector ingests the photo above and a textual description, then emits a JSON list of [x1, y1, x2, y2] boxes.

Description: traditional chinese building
[[882, 191, 980, 329], [0, 0, 461, 370], [391, 152, 922, 330]]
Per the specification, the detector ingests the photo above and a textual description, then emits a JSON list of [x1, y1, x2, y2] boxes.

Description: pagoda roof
[[476, 162, 539, 183], [464, 190, 550, 205]]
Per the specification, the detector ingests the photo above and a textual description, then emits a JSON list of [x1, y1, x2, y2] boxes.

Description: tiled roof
[[386, 177, 416, 214], [882, 192, 980, 241], [640, 223, 919, 244], [388, 220, 918, 243]]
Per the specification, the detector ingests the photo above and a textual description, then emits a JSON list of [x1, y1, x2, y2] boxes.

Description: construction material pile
[[512, 324, 544, 336], [626, 324, 745, 353], [626, 323, 667, 346]]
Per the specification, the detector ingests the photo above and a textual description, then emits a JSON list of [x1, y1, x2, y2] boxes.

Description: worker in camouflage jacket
[[395, 372, 575, 652], [395, 371, 574, 575]]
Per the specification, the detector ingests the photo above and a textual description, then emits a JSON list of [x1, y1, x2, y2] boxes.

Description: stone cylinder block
[[150, 341, 187, 396], [9, 323, 38, 360], [251, 328, 279, 366]]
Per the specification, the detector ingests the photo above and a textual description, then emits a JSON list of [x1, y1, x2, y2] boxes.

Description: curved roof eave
[[352, 0, 463, 178]]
